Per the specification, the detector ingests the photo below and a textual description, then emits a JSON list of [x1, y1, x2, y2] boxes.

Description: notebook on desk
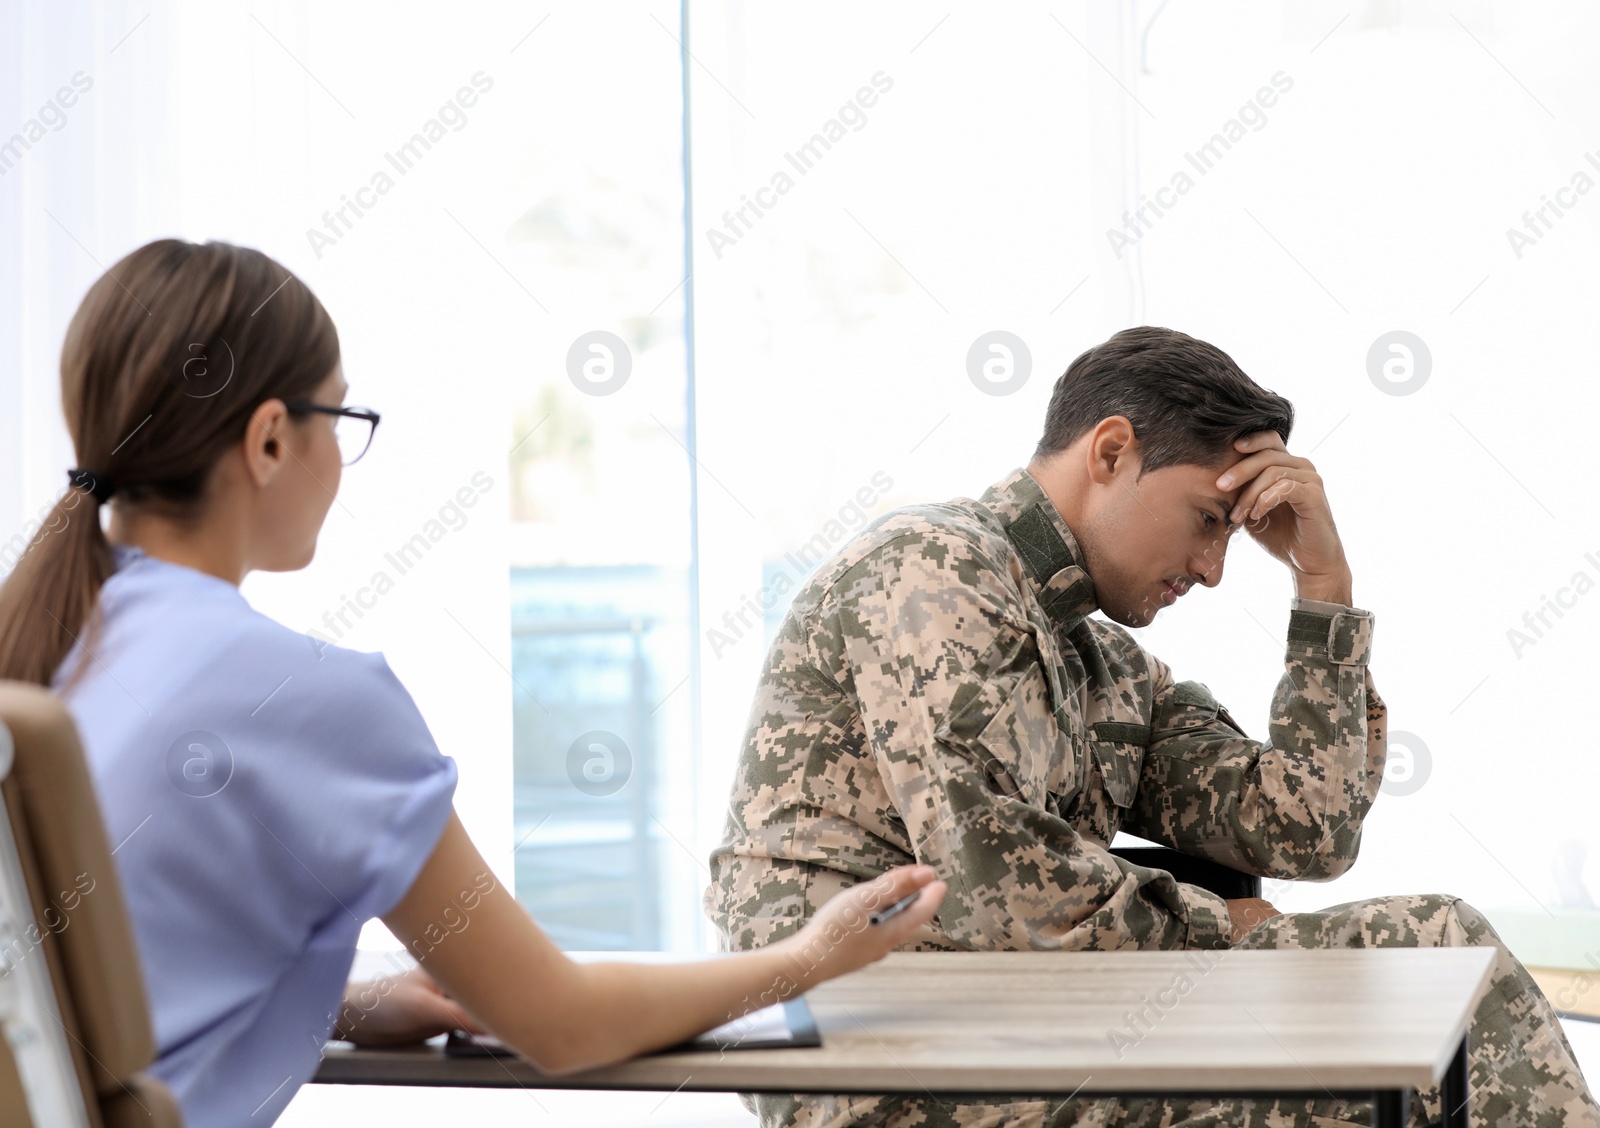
[[444, 997, 820, 1056]]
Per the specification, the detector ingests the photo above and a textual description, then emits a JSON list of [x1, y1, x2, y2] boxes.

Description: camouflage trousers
[[743, 893, 1600, 1128]]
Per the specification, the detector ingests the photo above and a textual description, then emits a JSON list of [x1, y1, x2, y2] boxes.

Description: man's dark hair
[[1033, 326, 1294, 477]]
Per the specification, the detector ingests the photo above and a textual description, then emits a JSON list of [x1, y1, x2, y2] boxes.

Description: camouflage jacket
[[706, 466, 1386, 955]]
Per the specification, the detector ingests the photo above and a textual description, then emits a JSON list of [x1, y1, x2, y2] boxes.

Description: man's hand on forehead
[[1215, 430, 1300, 523], [1213, 429, 1351, 598]]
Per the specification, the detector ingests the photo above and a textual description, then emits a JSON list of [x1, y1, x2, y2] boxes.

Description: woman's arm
[[361, 809, 944, 1075]]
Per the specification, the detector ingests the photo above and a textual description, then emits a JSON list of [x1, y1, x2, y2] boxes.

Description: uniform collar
[[978, 467, 1100, 634]]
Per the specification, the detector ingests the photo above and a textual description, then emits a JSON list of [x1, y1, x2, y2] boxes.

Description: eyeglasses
[[284, 401, 382, 465]]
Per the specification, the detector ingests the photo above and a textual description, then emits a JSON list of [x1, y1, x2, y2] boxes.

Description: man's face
[[1077, 444, 1253, 628]]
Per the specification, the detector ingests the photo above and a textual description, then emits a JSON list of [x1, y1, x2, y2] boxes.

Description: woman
[[0, 238, 944, 1127]]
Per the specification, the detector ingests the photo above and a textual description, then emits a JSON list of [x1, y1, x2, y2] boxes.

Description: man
[[705, 327, 1599, 1127]]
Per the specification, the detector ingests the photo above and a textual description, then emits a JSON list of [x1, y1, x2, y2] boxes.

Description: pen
[[868, 889, 922, 927]]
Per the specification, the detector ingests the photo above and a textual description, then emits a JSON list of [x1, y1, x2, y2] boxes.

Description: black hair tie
[[67, 469, 117, 504]]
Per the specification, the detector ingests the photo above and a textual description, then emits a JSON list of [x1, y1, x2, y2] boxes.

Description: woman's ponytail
[[0, 478, 114, 687]]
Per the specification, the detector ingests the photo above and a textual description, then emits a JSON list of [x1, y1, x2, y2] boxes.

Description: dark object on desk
[[1109, 845, 1263, 900], [442, 1030, 515, 1058], [444, 997, 821, 1058]]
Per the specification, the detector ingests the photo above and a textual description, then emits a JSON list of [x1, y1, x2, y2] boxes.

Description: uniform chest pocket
[[1089, 721, 1149, 809], [938, 663, 1077, 811]]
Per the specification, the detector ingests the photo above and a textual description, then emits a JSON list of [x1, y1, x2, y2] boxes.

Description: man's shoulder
[[804, 497, 1016, 598]]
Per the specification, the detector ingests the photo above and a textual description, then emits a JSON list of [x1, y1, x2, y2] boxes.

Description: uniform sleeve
[[831, 533, 1230, 953], [255, 642, 460, 926], [1124, 596, 1386, 881]]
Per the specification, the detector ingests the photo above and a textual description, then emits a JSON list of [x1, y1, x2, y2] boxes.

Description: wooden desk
[[315, 947, 1497, 1127]]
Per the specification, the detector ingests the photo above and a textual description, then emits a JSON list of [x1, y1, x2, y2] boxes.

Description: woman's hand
[[775, 864, 947, 989], [333, 965, 485, 1047]]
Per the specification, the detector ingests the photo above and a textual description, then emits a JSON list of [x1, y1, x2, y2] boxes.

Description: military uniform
[[706, 467, 1599, 1127]]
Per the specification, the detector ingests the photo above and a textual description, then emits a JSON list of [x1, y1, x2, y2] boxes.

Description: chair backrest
[[0, 681, 182, 1128]]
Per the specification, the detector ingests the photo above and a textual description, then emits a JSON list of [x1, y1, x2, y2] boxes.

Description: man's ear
[[241, 398, 290, 488], [1085, 415, 1137, 485]]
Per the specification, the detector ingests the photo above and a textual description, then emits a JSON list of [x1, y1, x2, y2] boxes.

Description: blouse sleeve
[[243, 635, 460, 926]]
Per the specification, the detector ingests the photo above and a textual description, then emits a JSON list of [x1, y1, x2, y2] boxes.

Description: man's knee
[[1432, 894, 1506, 948], [1244, 892, 1488, 950]]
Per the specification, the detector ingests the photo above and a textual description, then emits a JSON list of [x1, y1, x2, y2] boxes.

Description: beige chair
[[0, 681, 182, 1127]]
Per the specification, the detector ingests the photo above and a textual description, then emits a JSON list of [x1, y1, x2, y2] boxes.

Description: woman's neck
[[107, 506, 247, 587]]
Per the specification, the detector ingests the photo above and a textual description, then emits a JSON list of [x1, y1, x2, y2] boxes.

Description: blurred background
[[3, 1, 1598, 1123]]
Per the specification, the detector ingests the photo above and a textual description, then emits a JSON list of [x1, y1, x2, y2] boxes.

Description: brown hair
[[1034, 326, 1294, 476], [0, 239, 339, 687]]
